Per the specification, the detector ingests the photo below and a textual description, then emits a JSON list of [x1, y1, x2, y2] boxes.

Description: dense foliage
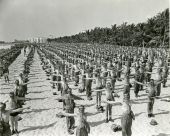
[[47, 8, 169, 48]]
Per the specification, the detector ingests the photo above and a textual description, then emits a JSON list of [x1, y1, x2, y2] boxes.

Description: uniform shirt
[[147, 84, 156, 97], [105, 88, 114, 101], [8, 97, 18, 110], [17, 77, 23, 85]]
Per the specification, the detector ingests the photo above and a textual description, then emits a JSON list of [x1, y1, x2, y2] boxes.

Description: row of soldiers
[[0, 45, 23, 82], [37, 43, 169, 136], [0, 46, 34, 136]]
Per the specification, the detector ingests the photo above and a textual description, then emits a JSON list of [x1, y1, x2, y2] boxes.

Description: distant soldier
[[162, 64, 169, 87], [24, 46, 26, 56], [133, 69, 140, 98], [105, 82, 119, 123], [123, 75, 132, 100], [155, 69, 162, 96], [85, 72, 94, 100], [0, 59, 3, 77], [145, 62, 152, 83], [94, 72, 104, 111], [3, 63, 9, 83], [139, 65, 145, 91], [73, 62, 80, 86]]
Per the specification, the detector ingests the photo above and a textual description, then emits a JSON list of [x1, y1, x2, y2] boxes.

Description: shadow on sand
[[0, 92, 10, 95], [152, 133, 170, 136], [86, 111, 101, 117], [113, 111, 145, 121], [28, 84, 49, 88], [28, 90, 48, 94], [154, 109, 170, 116], [89, 119, 106, 127], [20, 121, 57, 133], [22, 108, 55, 114], [28, 80, 47, 85], [27, 97, 49, 101]]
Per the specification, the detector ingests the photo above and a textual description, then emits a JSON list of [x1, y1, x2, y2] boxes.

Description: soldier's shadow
[[158, 95, 170, 99], [22, 108, 53, 114], [139, 94, 148, 97], [26, 97, 49, 101], [86, 111, 101, 117], [113, 111, 145, 121], [152, 133, 170, 136], [0, 92, 9, 95], [28, 90, 47, 94], [28, 80, 47, 84], [131, 100, 148, 105], [20, 121, 57, 133], [89, 119, 106, 127], [154, 109, 170, 116], [28, 84, 49, 88]]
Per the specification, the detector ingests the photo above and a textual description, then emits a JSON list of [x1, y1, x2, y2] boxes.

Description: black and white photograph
[[0, 0, 169, 136]]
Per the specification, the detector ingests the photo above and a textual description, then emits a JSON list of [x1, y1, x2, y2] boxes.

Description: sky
[[0, 0, 169, 42]]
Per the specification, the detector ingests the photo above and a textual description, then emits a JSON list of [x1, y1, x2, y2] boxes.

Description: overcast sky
[[0, 0, 169, 42]]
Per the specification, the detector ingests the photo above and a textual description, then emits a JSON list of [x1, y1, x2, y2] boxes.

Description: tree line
[[47, 8, 169, 48]]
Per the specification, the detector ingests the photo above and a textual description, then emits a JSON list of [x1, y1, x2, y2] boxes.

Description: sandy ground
[[0, 49, 170, 136]]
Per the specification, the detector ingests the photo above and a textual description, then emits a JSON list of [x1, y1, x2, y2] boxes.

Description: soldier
[[8, 92, 30, 134], [121, 94, 135, 136], [109, 68, 117, 92], [24, 46, 27, 56], [105, 82, 119, 123], [2, 63, 9, 83], [123, 75, 132, 100], [133, 69, 140, 98], [145, 62, 152, 83], [117, 58, 122, 81], [0, 59, 3, 77], [134, 79, 163, 117], [101, 63, 108, 87], [155, 69, 163, 96], [51, 70, 58, 89], [139, 65, 145, 91], [79, 74, 86, 93], [62, 89, 83, 134], [54, 70, 63, 95], [162, 64, 169, 87], [14, 79, 24, 108], [73, 61, 80, 86], [85, 71, 94, 100], [76, 106, 90, 136], [0, 101, 30, 136], [94, 72, 104, 111], [62, 77, 70, 110]]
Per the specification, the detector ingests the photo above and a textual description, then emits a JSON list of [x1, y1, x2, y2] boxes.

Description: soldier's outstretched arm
[[145, 71, 154, 74], [134, 80, 147, 86], [10, 106, 30, 113], [16, 96, 31, 101], [72, 94, 84, 100], [58, 112, 77, 117], [156, 79, 165, 85]]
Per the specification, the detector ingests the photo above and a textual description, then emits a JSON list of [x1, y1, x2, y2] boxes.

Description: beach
[[0, 48, 170, 136]]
